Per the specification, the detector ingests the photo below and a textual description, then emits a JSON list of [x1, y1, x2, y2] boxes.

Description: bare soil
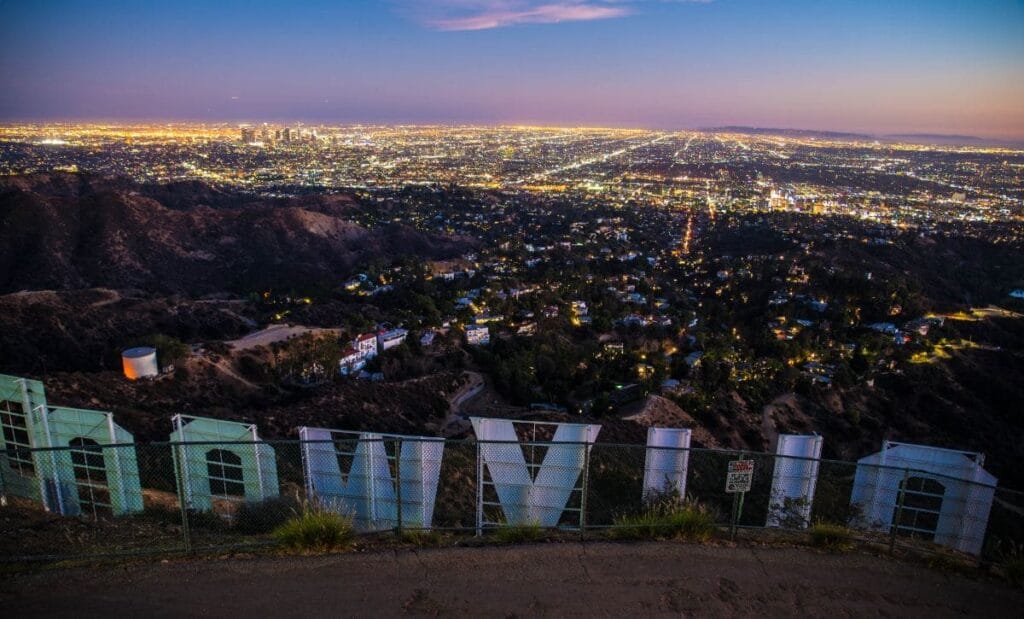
[[3, 542, 1021, 617]]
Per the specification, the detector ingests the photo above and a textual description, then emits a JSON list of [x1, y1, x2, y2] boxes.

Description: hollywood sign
[[0, 373, 998, 554]]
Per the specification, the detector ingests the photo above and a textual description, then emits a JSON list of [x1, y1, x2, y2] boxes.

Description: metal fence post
[[171, 442, 192, 554], [0, 451, 8, 505], [475, 440, 483, 537], [579, 442, 591, 538], [736, 470, 746, 533], [395, 438, 403, 538], [730, 452, 747, 541], [890, 467, 909, 555]]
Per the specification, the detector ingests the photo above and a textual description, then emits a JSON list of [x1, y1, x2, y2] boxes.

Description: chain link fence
[[2, 438, 1022, 566]]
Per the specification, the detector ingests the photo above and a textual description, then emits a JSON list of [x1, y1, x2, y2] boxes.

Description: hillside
[[2, 174, 1022, 490], [0, 173, 468, 294], [40, 365, 467, 443], [0, 289, 256, 373]]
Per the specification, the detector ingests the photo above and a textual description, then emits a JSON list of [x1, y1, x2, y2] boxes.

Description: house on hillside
[[420, 330, 436, 347], [339, 332, 380, 375], [338, 347, 366, 376], [355, 333, 378, 357], [465, 324, 490, 346], [620, 314, 648, 328], [867, 322, 899, 335], [516, 322, 537, 336], [377, 328, 408, 352]]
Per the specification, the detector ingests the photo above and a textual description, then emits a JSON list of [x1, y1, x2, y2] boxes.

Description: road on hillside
[[449, 371, 486, 415], [4, 542, 1021, 617]]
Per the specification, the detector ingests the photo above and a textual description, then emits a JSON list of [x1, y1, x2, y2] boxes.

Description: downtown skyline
[[1, 1, 1023, 139]]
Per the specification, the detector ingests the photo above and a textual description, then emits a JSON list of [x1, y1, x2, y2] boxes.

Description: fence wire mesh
[[1, 438, 1021, 565]]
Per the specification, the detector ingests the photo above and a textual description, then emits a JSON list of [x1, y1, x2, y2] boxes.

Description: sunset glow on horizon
[[1, 0, 1022, 140]]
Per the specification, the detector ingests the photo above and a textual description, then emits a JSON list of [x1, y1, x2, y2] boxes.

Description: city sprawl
[[1, 123, 1023, 489], [2, 123, 1022, 229]]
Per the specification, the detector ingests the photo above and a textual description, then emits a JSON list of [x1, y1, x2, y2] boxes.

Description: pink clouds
[[435, 3, 629, 30], [398, 1, 634, 31], [397, 1, 713, 31]]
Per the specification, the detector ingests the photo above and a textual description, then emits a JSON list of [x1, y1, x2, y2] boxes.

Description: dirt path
[[87, 288, 121, 307], [440, 371, 484, 436], [226, 324, 341, 352], [4, 542, 1020, 617], [189, 356, 259, 391], [448, 371, 485, 414]]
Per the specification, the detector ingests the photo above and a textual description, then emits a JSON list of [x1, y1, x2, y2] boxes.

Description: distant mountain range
[[705, 126, 1020, 147], [707, 126, 873, 141], [882, 133, 996, 146]]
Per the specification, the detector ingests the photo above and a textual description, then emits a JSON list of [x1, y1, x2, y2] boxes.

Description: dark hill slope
[[0, 173, 467, 294]]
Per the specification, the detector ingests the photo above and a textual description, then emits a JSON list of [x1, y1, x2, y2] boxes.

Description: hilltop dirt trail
[[4, 542, 1021, 617]]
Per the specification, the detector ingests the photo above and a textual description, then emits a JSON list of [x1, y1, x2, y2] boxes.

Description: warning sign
[[725, 459, 754, 493]]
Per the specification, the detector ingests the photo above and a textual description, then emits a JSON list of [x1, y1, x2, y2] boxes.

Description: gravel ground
[[4, 542, 1022, 617]]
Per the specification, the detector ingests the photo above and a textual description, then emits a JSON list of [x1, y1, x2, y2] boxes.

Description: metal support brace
[[890, 468, 909, 555], [172, 443, 192, 554], [395, 438, 403, 537]]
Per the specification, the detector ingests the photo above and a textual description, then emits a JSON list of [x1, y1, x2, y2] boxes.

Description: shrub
[[400, 529, 443, 547], [493, 522, 544, 543], [1004, 556, 1024, 589], [141, 503, 227, 530], [237, 354, 271, 383], [129, 333, 190, 368], [769, 496, 812, 529], [925, 552, 973, 574], [192, 509, 231, 530], [642, 481, 685, 513], [809, 471, 860, 526], [235, 496, 301, 534], [993, 541, 1024, 588], [609, 511, 668, 540], [140, 503, 184, 525], [610, 499, 718, 542], [808, 523, 854, 552], [272, 502, 355, 552]]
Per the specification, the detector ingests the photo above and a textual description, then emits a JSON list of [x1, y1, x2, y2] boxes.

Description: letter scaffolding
[[170, 414, 278, 513], [0, 373, 143, 517], [298, 427, 445, 532], [471, 417, 601, 531]]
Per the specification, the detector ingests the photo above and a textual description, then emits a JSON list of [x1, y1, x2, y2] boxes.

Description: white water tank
[[122, 347, 159, 379]]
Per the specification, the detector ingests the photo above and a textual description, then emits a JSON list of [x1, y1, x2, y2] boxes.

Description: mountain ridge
[[0, 173, 470, 295], [703, 126, 1018, 147]]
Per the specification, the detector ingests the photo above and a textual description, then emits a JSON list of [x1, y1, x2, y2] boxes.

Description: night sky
[[1, 0, 1022, 138]]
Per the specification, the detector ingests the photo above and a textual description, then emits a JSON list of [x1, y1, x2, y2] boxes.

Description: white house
[[465, 324, 490, 346], [867, 322, 899, 335], [377, 328, 408, 352], [516, 322, 537, 336], [338, 347, 366, 376], [339, 332, 380, 375], [355, 333, 378, 358], [849, 441, 996, 555]]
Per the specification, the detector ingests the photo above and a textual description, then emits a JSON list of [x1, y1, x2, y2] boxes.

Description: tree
[[130, 333, 189, 369]]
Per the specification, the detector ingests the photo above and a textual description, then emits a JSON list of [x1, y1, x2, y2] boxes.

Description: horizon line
[[2, 118, 1023, 145]]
